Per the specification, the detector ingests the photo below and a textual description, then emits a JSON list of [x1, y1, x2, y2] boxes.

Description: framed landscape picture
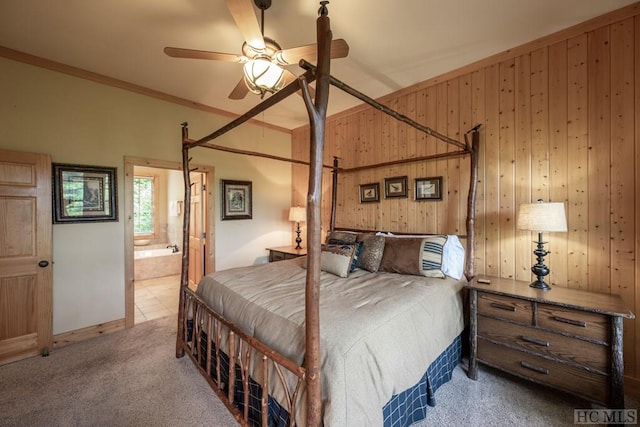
[[53, 163, 118, 223], [221, 179, 252, 220]]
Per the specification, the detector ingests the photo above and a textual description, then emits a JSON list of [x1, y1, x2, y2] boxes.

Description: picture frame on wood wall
[[415, 176, 443, 201], [384, 176, 408, 198], [221, 179, 252, 220], [53, 163, 118, 223], [359, 183, 380, 203]]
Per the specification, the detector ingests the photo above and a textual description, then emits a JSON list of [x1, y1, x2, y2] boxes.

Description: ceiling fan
[[164, 0, 349, 99]]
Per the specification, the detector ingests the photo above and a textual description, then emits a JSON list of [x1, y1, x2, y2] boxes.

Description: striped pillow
[[420, 235, 447, 278]]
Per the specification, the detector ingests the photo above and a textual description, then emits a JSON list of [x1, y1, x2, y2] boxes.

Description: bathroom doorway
[[123, 157, 214, 327]]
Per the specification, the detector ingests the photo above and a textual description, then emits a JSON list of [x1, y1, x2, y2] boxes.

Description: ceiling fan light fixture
[[242, 57, 285, 97]]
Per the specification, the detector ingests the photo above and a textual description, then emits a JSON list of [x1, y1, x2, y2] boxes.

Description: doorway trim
[[123, 156, 215, 328]]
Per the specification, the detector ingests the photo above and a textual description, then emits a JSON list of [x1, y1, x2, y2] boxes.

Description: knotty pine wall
[[292, 4, 640, 392]]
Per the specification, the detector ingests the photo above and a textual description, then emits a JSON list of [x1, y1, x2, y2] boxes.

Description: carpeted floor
[[1, 314, 637, 426]]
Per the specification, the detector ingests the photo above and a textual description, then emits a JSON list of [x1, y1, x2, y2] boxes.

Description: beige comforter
[[196, 257, 465, 426]]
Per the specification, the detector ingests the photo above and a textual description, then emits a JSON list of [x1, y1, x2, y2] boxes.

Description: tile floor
[[134, 274, 181, 324]]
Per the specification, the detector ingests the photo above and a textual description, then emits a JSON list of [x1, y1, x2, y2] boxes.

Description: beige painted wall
[[0, 57, 293, 334]]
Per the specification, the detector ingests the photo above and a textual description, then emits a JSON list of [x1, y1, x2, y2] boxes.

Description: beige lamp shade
[[289, 206, 306, 223], [517, 201, 567, 233]]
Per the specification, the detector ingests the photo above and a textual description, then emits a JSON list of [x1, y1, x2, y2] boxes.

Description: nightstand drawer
[[478, 316, 608, 372], [477, 293, 532, 324], [478, 339, 609, 404], [537, 303, 609, 343]]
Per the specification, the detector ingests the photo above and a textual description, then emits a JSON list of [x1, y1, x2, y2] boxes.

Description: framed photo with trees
[[221, 179, 252, 220], [53, 163, 118, 223]]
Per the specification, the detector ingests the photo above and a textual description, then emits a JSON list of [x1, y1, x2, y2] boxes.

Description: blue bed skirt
[[189, 322, 462, 426], [382, 333, 463, 427]]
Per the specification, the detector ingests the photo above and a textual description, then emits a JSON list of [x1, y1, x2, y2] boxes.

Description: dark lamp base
[[530, 280, 551, 291]]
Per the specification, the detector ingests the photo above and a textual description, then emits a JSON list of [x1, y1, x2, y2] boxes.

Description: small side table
[[266, 246, 307, 262]]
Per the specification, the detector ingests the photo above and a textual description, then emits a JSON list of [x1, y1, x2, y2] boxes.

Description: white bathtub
[[134, 247, 176, 259], [134, 246, 181, 280]]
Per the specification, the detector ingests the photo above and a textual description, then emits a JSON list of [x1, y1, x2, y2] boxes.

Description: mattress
[[195, 257, 466, 426]]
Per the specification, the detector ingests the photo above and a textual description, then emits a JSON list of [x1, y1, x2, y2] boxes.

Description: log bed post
[[330, 156, 339, 231], [464, 126, 480, 280], [299, 3, 332, 425], [176, 122, 192, 358]]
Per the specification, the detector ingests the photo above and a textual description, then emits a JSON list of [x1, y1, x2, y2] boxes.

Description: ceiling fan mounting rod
[[254, 0, 271, 35]]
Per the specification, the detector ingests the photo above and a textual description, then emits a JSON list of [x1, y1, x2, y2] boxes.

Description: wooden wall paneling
[[405, 92, 419, 231], [566, 34, 590, 290], [471, 69, 487, 276], [396, 95, 409, 231], [436, 83, 449, 233], [499, 59, 517, 279], [548, 41, 569, 288], [447, 79, 462, 235], [530, 48, 550, 202], [413, 89, 428, 232], [611, 18, 636, 377], [588, 26, 612, 294], [484, 64, 501, 276], [424, 86, 439, 233], [459, 74, 473, 238], [514, 53, 533, 282]]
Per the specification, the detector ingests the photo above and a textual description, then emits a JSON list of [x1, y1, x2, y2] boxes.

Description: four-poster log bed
[[175, 3, 480, 426]]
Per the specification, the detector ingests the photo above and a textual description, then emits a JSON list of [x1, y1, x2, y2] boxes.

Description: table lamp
[[516, 200, 567, 290], [289, 206, 306, 249]]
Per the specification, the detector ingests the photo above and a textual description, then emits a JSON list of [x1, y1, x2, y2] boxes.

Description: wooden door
[[188, 172, 205, 286], [0, 149, 53, 365]]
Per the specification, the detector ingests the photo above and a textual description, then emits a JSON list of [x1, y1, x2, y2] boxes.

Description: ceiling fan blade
[[164, 47, 246, 63], [229, 77, 250, 100], [282, 70, 315, 99], [274, 39, 349, 65], [226, 0, 265, 51]]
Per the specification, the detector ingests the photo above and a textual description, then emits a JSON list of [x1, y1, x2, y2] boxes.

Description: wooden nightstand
[[467, 275, 634, 408], [266, 246, 307, 262]]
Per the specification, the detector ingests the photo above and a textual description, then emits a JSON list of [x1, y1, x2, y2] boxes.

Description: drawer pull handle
[[489, 302, 516, 312], [553, 316, 587, 328], [520, 361, 549, 375], [521, 335, 549, 347]]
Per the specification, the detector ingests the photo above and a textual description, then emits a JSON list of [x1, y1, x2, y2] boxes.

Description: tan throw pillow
[[319, 244, 356, 277]]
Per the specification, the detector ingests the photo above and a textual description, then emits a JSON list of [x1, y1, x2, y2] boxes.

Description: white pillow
[[384, 232, 465, 280]]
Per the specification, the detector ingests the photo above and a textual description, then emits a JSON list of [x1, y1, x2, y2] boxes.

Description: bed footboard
[[178, 286, 305, 426]]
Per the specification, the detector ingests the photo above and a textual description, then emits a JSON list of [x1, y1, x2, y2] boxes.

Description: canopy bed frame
[[175, 3, 480, 426]]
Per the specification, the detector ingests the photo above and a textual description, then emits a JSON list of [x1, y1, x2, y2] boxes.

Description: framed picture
[[221, 179, 252, 220], [53, 163, 118, 223], [359, 183, 380, 203], [384, 176, 408, 198], [415, 176, 443, 201]]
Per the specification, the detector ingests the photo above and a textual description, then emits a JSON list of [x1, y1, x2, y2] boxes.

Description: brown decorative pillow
[[356, 235, 386, 272], [326, 230, 358, 244], [379, 236, 447, 278]]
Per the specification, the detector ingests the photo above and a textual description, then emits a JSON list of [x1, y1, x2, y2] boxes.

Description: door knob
[[38, 260, 49, 268]]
